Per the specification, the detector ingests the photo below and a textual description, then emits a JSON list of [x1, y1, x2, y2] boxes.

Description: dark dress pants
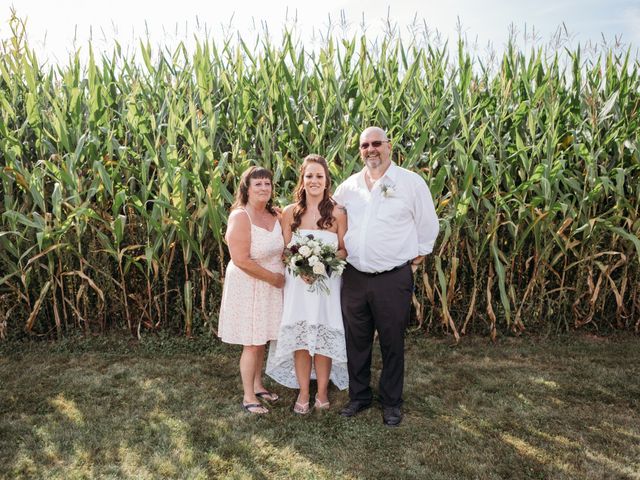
[[341, 263, 413, 408]]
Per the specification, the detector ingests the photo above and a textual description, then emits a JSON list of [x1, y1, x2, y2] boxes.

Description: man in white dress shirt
[[333, 126, 439, 427]]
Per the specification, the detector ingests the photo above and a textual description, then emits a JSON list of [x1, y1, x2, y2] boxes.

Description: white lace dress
[[266, 229, 348, 390]]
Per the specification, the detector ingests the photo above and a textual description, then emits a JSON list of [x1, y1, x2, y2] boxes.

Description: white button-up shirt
[[333, 162, 439, 273]]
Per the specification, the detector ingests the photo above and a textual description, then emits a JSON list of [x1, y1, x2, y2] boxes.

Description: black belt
[[351, 261, 411, 277]]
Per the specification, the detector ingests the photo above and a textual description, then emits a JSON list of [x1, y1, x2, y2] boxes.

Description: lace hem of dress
[[267, 321, 348, 390], [272, 321, 347, 361]]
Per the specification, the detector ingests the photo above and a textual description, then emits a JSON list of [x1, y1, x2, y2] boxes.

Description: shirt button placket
[[358, 190, 376, 270]]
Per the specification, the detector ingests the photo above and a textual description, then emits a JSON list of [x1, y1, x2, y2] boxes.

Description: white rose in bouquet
[[312, 262, 327, 275], [298, 245, 311, 257], [307, 255, 319, 266]]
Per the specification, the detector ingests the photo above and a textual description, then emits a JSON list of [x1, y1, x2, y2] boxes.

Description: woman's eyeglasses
[[359, 140, 390, 149]]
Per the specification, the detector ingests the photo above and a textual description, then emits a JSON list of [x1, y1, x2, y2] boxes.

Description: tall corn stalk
[[1, 11, 638, 338]]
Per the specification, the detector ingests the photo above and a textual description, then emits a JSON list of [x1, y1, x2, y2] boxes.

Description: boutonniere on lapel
[[380, 182, 396, 198]]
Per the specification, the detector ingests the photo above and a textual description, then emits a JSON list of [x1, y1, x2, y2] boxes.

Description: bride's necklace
[[308, 206, 320, 225]]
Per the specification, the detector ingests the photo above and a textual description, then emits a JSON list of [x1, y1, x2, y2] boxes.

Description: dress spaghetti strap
[[237, 207, 253, 224]]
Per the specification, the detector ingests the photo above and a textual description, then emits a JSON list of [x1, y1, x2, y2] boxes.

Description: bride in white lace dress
[[266, 154, 348, 414]]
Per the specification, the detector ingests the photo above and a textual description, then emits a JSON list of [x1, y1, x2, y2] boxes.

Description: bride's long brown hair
[[290, 154, 335, 231]]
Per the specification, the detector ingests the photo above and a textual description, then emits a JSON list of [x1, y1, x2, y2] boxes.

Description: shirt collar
[[381, 162, 399, 184], [358, 161, 398, 186]]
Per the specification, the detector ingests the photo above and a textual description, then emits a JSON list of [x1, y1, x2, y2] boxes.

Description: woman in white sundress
[[266, 154, 348, 414]]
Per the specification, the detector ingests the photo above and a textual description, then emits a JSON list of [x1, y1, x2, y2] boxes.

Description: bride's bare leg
[[294, 349, 312, 405], [314, 354, 332, 404]]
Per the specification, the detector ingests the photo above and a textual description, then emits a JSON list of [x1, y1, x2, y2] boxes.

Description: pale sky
[[3, 0, 639, 63]]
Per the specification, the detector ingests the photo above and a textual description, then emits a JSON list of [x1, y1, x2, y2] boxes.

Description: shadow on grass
[[1, 335, 639, 479]]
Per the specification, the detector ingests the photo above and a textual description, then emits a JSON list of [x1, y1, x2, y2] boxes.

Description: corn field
[[1, 13, 639, 340]]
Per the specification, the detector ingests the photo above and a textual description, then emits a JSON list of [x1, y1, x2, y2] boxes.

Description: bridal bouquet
[[283, 232, 346, 294]]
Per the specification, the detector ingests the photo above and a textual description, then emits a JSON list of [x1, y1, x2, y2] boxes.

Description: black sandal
[[242, 402, 269, 414], [255, 391, 279, 402]]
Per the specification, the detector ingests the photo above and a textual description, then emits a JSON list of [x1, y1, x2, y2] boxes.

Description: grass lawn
[[1, 333, 639, 479]]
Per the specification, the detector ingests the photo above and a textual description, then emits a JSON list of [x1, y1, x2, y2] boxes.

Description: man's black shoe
[[339, 401, 372, 417], [382, 406, 402, 427]]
